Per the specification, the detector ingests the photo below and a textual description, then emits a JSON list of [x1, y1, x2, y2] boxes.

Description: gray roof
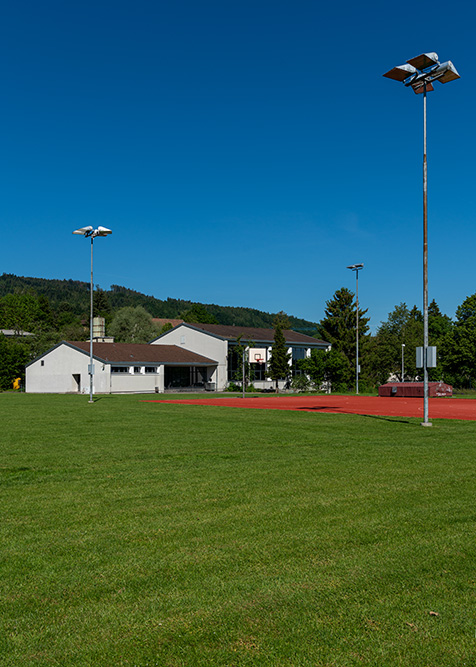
[[164, 322, 329, 346], [67, 341, 217, 365]]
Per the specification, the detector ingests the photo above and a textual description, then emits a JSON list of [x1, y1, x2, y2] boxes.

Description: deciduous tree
[[109, 306, 159, 343]]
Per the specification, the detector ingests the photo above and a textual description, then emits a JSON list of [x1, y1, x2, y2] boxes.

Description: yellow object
[[13, 378, 21, 390]]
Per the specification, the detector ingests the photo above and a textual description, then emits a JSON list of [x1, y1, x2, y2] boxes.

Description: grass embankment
[[1, 394, 475, 666]]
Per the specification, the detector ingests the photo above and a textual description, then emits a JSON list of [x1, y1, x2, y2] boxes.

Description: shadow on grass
[[296, 406, 414, 425], [360, 413, 415, 425]]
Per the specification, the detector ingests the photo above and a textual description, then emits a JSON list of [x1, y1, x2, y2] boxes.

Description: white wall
[[109, 366, 164, 394], [26, 344, 110, 394], [152, 325, 227, 390]]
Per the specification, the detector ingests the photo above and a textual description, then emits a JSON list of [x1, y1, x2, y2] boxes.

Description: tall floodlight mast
[[383, 53, 460, 426], [347, 263, 364, 395], [72, 226, 112, 403]]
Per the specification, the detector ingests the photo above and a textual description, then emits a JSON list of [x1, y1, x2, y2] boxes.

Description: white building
[[25, 323, 329, 394], [26, 341, 217, 394], [151, 322, 330, 391]]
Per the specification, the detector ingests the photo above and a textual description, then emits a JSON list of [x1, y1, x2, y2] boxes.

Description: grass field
[[1, 394, 475, 666]]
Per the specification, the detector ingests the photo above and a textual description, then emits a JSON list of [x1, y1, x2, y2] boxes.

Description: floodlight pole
[[242, 346, 249, 399], [73, 225, 112, 403], [383, 53, 460, 425], [89, 235, 94, 403], [401, 343, 405, 382], [347, 264, 364, 395], [355, 269, 360, 395], [422, 83, 430, 425]]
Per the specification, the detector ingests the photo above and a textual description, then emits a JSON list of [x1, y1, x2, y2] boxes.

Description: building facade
[[26, 341, 217, 394], [151, 322, 330, 391]]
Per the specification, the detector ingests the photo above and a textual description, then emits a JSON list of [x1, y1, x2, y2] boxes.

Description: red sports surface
[[146, 395, 476, 421]]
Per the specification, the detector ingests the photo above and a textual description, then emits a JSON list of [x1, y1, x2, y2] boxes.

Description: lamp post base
[[420, 421, 433, 427]]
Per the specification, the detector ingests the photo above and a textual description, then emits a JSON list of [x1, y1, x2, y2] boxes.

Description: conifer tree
[[268, 320, 291, 391]]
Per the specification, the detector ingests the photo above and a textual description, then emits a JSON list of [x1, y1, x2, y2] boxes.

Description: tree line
[[0, 283, 317, 390], [301, 287, 475, 391], [2, 276, 476, 392], [0, 274, 318, 332]]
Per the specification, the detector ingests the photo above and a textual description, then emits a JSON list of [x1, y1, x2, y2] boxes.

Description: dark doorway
[[164, 366, 206, 390], [72, 374, 81, 392]]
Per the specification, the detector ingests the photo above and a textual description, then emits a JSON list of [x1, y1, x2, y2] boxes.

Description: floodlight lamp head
[[384, 53, 460, 92], [406, 52, 439, 71], [347, 263, 364, 271], [383, 63, 417, 82], [93, 226, 112, 238], [73, 225, 112, 238], [72, 226, 94, 236]]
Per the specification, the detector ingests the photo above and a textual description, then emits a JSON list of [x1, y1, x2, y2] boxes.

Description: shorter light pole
[[401, 343, 405, 382], [73, 225, 112, 403], [347, 263, 364, 395], [242, 346, 249, 399]]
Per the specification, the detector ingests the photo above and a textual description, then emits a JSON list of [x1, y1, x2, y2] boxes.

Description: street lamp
[[401, 343, 405, 382], [73, 225, 112, 403], [383, 53, 460, 426], [347, 263, 364, 395]]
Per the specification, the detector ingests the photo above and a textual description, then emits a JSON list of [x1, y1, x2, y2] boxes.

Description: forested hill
[[0, 273, 319, 333]]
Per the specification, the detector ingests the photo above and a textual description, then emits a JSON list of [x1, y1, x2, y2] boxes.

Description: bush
[[291, 375, 311, 393]]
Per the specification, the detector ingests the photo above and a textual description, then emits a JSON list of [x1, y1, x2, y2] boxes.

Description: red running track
[[146, 395, 476, 421]]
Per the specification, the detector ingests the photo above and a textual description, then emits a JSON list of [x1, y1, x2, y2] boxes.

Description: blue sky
[[0, 0, 474, 331]]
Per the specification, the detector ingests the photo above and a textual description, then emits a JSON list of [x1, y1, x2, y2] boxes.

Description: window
[[111, 366, 129, 373], [134, 366, 142, 374], [227, 347, 240, 381], [292, 347, 307, 361], [251, 362, 266, 381], [41, 360, 45, 367], [144, 366, 158, 374], [292, 347, 307, 377]]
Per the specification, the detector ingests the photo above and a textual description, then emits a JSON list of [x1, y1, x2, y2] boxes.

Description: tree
[[318, 288, 370, 389], [364, 300, 452, 386], [268, 321, 291, 391], [0, 334, 30, 390], [439, 293, 476, 387], [93, 287, 112, 319], [109, 306, 159, 343], [180, 304, 218, 324], [0, 292, 40, 334], [231, 335, 254, 389], [428, 299, 453, 342], [273, 311, 291, 330], [364, 303, 424, 384], [301, 348, 352, 392]]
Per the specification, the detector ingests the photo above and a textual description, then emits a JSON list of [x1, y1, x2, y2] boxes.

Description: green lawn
[[1, 394, 475, 666]]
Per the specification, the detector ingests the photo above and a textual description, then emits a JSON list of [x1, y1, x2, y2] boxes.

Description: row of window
[[111, 366, 158, 374], [226, 346, 310, 382]]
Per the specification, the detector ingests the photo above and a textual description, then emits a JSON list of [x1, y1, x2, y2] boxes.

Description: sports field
[[1, 393, 475, 666], [155, 394, 476, 421]]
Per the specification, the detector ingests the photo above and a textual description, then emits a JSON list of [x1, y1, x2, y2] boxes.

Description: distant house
[[151, 322, 330, 391], [1, 329, 33, 338], [25, 341, 217, 394]]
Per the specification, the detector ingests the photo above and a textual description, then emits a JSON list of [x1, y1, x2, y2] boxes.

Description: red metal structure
[[378, 382, 452, 398]]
